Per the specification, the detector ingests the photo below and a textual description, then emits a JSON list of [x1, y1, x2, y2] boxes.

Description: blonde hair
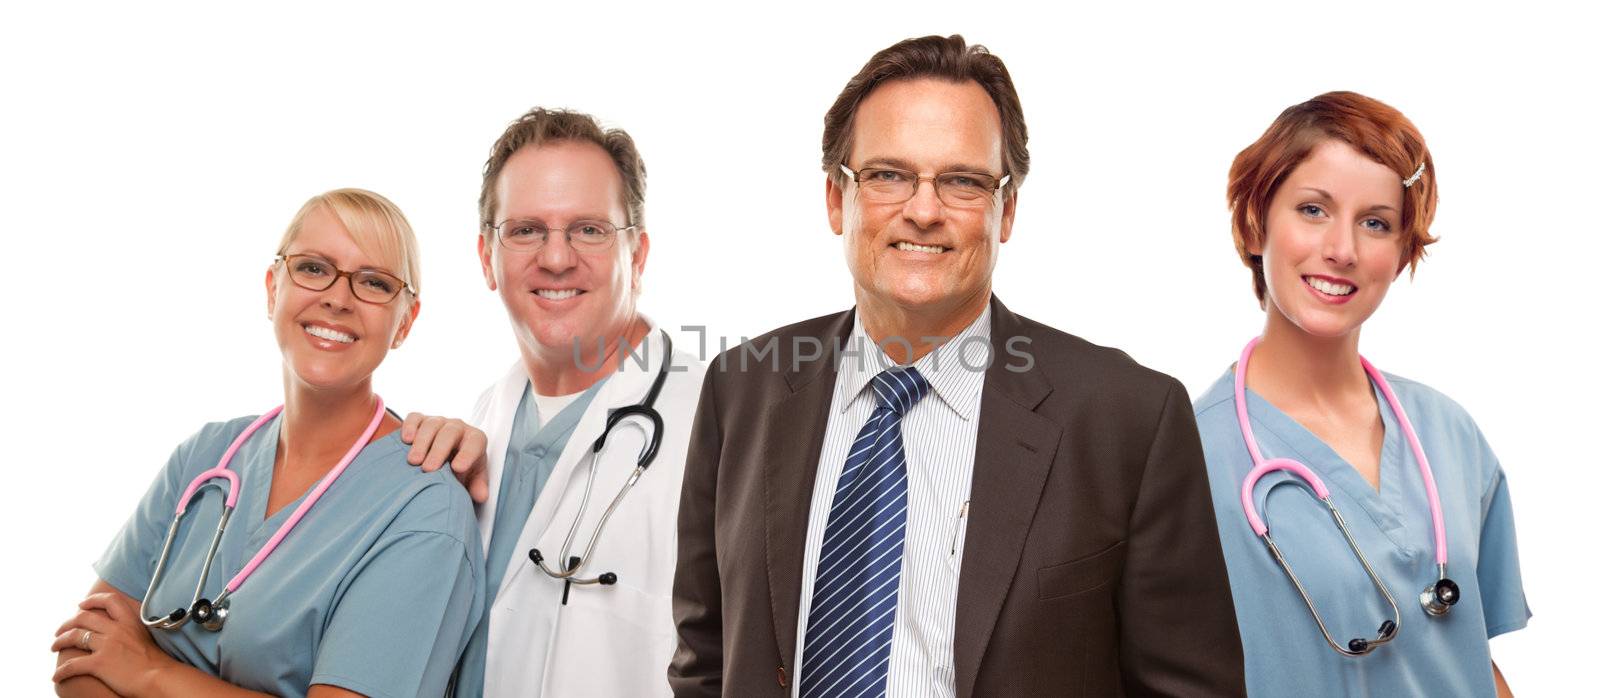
[[276, 188, 422, 296]]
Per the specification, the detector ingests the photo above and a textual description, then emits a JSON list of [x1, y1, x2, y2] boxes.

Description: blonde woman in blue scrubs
[[51, 189, 483, 697], [1192, 92, 1530, 697]]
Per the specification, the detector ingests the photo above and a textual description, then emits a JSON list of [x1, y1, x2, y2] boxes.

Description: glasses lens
[[498, 220, 549, 249], [351, 270, 403, 303], [937, 173, 997, 206], [286, 256, 337, 291], [567, 220, 618, 250], [857, 168, 915, 203]]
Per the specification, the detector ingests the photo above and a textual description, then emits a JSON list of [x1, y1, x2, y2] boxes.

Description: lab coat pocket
[[1037, 540, 1126, 600], [544, 582, 676, 697]]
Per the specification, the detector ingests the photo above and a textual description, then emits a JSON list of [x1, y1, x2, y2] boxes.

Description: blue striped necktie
[[801, 366, 931, 698]]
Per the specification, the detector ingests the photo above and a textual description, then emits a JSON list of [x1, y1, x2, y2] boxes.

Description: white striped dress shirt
[[792, 306, 990, 698]]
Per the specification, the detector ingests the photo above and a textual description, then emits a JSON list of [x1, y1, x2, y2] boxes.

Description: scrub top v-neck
[[96, 413, 485, 698], [1193, 368, 1529, 697]]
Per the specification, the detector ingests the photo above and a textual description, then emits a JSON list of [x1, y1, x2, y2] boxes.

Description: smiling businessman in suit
[[669, 35, 1245, 697]]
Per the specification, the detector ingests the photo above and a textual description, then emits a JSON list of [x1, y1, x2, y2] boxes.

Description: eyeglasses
[[275, 254, 412, 304], [488, 219, 636, 252], [839, 164, 1010, 208]]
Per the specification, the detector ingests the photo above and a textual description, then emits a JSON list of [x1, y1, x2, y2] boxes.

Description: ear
[[630, 229, 651, 293], [391, 297, 421, 349], [265, 265, 278, 319], [478, 232, 498, 291], [998, 190, 1018, 244], [825, 176, 845, 236]]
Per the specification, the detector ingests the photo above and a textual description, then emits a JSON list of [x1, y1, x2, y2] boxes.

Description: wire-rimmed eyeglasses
[[839, 163, 1010, 208], [487, 219, 637, 253]]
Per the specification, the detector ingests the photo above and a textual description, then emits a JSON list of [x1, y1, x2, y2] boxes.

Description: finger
[[401, 412, 425, 443], [78, 593, 133, 622], [50, 630, 86, 653], [407, 418, 445, 468], [58, 609, 116, 636], [53, 653, 98, 683], [468, 474, 489, 504], [420, 423, 464, 472], [450, 428, 487, 476]]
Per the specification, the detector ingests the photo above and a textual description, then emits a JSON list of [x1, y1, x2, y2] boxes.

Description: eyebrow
[[286, 249, 396, 275], [500, 214, 617, 225], [860, 157, 1001, 175], [1296, 187, 1399, 214]]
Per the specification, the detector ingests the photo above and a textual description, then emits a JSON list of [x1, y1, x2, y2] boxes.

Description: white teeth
[[894, 241, 946, 254], [536, 289, 581, 300], [305, 325, 355, 343], [1306, 277, 1355, 296]]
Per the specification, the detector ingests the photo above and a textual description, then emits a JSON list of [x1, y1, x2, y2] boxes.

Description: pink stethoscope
[[139, 398, 387, 632], [1235, 337, 1460, 656]]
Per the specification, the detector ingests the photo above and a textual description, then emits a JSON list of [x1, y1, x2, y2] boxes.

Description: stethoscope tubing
[[1234, 336, 1448, 565], [141, 398, 386, 631], [1233, 336, 1460, 654], [528, 330, 672, 587]]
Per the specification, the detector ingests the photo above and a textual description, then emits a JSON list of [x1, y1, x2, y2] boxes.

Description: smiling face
[[827, 78, 1016, 323], [1254, 139, 1406, 340], [478, 140, 648, 363], [266, 204, 418, 393]]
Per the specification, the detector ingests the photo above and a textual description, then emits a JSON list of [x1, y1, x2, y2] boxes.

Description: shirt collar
[[836, 304, 991, 421]]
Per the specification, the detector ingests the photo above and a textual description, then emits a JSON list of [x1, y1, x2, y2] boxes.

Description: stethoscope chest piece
[[1421, 576, 1461, 616]]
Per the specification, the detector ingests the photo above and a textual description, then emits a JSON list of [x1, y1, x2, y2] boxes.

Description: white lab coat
[[470, 326, 705, 698]]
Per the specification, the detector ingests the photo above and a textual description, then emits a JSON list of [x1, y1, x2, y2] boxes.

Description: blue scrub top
[[1194, 368, 1530, 697], [96, 414, 485, 698]]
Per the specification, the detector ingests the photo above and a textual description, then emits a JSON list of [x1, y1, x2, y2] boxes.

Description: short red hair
[[1227, 91, 1439, 303]]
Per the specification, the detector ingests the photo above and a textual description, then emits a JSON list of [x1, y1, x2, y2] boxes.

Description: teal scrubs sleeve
[[95, 422, 223, 601], [313, 529, 480, 696], [1478, 470, 1531, 638]]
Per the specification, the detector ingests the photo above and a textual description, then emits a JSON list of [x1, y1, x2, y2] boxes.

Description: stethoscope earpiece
[[1346, 615, 1399, 654], [1421, 577, 1461, 616]]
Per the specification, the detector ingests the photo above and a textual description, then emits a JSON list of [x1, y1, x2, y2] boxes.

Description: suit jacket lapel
[[954, 297, 1061, 698], [763, 309, 853, 674]]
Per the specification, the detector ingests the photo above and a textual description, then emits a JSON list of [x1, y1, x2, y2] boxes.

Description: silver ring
[[77, 629, 92, 652]]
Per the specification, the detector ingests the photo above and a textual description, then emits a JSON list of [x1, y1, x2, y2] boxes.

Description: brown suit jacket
[[670, 297, 1244, 697]]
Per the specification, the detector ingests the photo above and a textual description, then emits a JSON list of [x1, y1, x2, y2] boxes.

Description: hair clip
[[1403, 162, 1426, 188]]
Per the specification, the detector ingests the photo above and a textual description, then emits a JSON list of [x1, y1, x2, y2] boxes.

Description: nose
[[320, 275, 357, 312], [900, 177, 946, 230], [1322, 223, 1358, 268], [536, 229, 579, 273]]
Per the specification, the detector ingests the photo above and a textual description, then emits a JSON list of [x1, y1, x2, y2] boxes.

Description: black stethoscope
[[527, 330, 671, 592]]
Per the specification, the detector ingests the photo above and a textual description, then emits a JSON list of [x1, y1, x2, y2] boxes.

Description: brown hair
[[822, 34, 1030, 193], [1227, 91, 1439, 303], [478, 107, 647, 230]]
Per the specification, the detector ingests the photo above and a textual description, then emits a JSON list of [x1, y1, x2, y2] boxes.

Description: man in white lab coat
[[405, 107, 704, 697]]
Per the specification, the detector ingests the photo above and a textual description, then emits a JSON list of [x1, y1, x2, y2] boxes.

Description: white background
[[3, 0, 1594, 692]]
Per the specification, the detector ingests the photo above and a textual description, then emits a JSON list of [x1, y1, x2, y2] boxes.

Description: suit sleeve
[[669, 369, 725, 696], [1118, 381, 1247, 697]]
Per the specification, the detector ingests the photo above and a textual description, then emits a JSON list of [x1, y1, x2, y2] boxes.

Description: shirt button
[[530, 446, 547, 458]]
